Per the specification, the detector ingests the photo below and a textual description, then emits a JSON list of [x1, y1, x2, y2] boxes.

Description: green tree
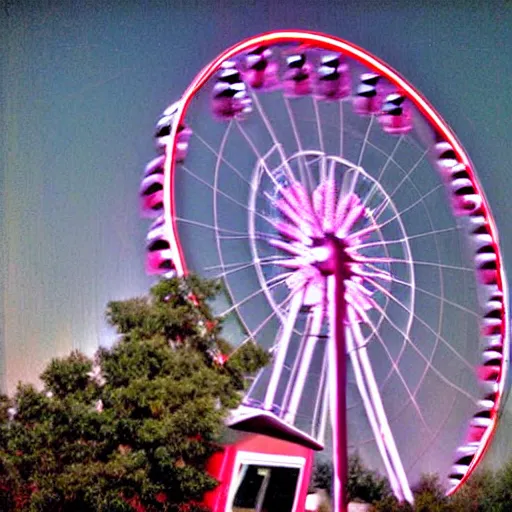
[[411, 474, 451, 512], [486, 459, 512, 511], [310, 454, 393, 505], [371, 474, 451, 512], [311, 459, 332, 493], [0, 276, 268, 511], [346, 454, 393, 504]]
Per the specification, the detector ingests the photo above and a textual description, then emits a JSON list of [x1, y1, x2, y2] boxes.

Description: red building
[[204, 432, 315, 512]]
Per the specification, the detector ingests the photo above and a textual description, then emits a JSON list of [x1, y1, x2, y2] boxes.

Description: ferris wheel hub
[[311, 233, 353, 277]]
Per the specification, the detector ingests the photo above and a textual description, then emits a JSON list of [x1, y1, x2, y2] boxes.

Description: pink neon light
[[162, 29, 508, 496]]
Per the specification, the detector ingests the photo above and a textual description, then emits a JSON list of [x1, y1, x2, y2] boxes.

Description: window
[[230, 463, 301, 512]]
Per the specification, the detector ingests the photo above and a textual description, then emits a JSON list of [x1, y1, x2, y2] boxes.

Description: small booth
[[203, 406, 321, 512]]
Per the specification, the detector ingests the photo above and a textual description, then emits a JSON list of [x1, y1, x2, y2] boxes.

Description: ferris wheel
[[139, 30, 509, 511]]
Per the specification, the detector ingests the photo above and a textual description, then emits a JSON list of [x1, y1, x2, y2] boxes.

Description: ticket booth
[[204, 431, 315, 512]]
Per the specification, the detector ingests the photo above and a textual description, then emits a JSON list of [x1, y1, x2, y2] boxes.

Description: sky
[[1, 0, 511, 471]]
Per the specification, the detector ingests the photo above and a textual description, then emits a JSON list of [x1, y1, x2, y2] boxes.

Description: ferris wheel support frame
[[327, 248, 349, 512]]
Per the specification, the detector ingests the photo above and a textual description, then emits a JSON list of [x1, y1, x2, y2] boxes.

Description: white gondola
[[140, 172, 164, 217], [145, 217, 176, 276], [212, 61, 252, 120], [314, 53, 350, 101], [283, 53, 314, 98], [379, 92, 413, 134], [353, 72, 382, 115], [242, 46, 280, 91]]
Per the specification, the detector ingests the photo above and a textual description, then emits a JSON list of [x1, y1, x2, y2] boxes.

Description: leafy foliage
[[370, 465, 512, 512], [0, 276, 268, 511], [311, 454, 512, 512], [347, 454, 392, 504], [311, 459, 332, 493], [311, 454, 392, 504]]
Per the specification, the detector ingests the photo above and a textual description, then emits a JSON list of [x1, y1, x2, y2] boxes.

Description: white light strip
[[264, 290, 304, 410], [285, 305, 325, 424], [349, 310, 414, 503]]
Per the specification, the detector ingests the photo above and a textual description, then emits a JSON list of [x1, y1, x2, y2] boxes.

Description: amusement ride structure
[[139, 30, 510, 512]]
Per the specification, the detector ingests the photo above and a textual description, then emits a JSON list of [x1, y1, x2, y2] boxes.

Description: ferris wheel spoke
[[347, 317, 412, 503], [372, 257, 473, 273], [357, 115, 375, 168], [360, 137, 411, 176], [181, 164, 274, 226], [204, 255, 285, 272], [383, 272, 479, 318], [351, 237, 412, 252], [233, 285, 299, 355], [282, 96, 313, 190], [379, 181, 445, 225], [327, 157, 337, 184], [351, 226, 461, 251], [369, 148, 428, 213], [249, 93, 297, 182], [284, 305, 326, 424], [264, 288, 306, 410], [236, 121, 298, 189], [347, 183, 446, 245], [211, 258, 291, 281], [175, 216, 252, 236], [204, 254, 288, 270], [194, 126, 255, 190], [367, 287, 476, 401], [359, 311, 430, 431], [366, 274, 474, 372], [311, 346, 329, 442], [345, 116, 375, 199], [337, 121, 412, 177], [404, 392, 460, 474], [280, 312, 314, 414], [362, 202, 394, 301], [339, 166, 364, 203], [218, 273, 290, 318], [363, 135, 404, 207], [218, 233, 269, 240], [313, 98, 325, 156]]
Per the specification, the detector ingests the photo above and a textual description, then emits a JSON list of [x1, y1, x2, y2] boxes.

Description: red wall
[[203, 433, 314, 511]]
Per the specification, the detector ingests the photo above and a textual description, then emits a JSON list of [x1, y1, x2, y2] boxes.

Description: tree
[[371, 474, 453, 512], [346, 454, 393, 505], [448, 469, 496, 512], [411, 474, 451, 512], [484, 458, 512, 511], [311, 454, 393, 505], [0, 276, 269, 511], [311, 450, 512, 512], [311, 459, 332, 494]]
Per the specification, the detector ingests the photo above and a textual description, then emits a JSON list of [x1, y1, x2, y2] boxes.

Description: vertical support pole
[[327, 245, 349, 512]]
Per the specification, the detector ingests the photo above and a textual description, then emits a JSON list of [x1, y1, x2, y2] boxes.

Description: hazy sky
[[1, 0, 511, 468]]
